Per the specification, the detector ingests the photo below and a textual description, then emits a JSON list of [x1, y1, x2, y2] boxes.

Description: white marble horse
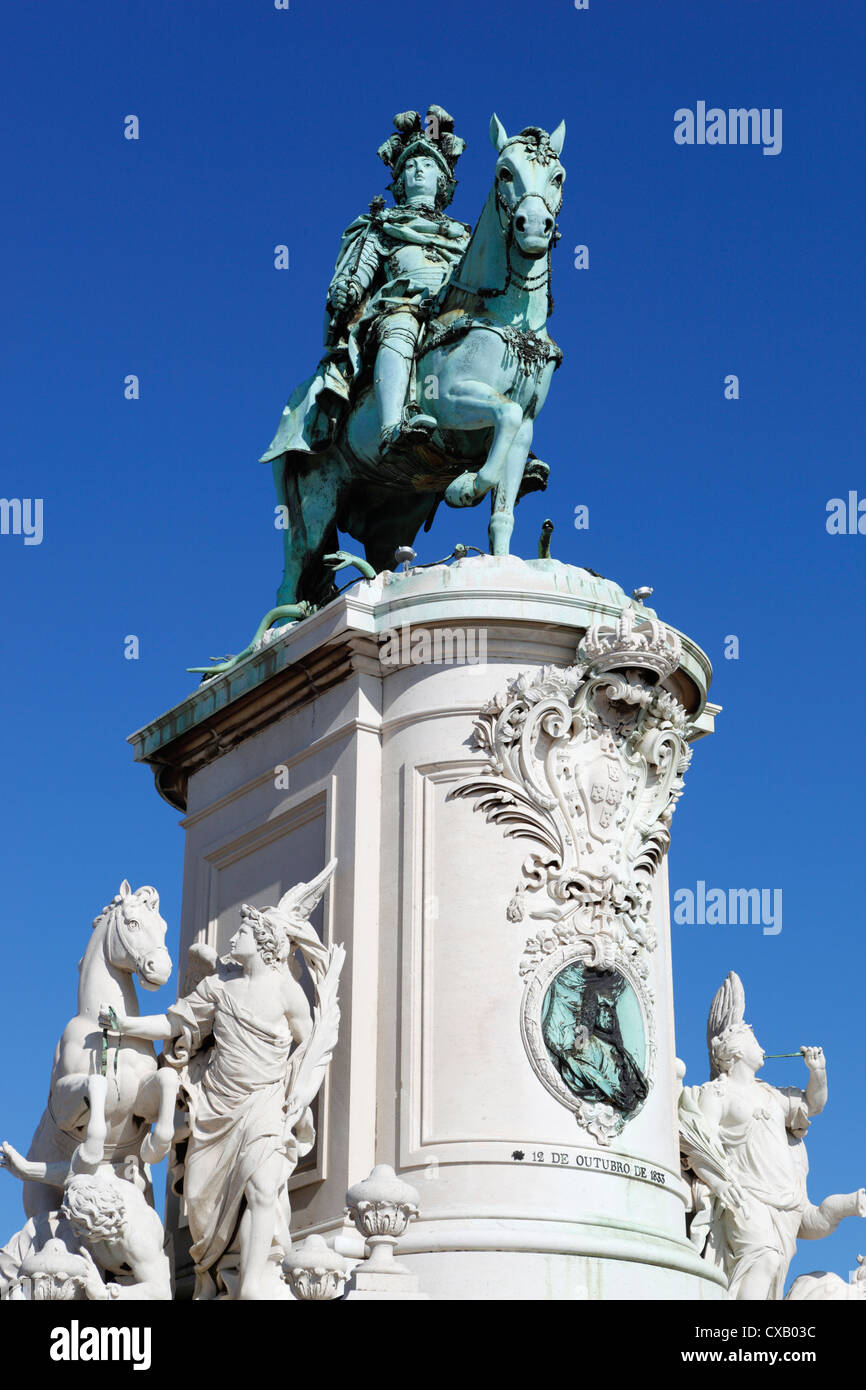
[[21, 881, 177, 1216]]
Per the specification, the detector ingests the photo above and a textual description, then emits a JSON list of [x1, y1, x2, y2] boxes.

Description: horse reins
[[453, 178, 562, 317]]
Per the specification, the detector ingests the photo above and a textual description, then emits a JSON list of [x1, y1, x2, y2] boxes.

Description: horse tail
[[273, 445, 349, 608]]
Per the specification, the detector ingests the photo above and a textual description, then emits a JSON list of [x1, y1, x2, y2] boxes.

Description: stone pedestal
[[130, 555, 724, 1300]]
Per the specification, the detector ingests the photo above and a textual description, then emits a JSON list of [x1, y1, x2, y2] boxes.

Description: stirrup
[[379, 409, 437, 456]]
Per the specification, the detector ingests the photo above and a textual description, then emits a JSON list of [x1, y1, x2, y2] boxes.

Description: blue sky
[[1, 0, 864, 1284]]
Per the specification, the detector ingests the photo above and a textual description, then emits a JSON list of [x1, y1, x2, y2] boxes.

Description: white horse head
[[91, 879, 172, 992], [489, 114, 565, 258]]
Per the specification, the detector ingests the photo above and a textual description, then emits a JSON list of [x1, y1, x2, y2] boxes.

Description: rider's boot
[[380, 404, 437, 456], [375, 317, 435, 456]]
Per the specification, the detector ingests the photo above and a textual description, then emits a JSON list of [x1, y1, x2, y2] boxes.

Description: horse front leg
[[440, 379, 526, 515], [135, 1068, 180, 1166], [49, 1072, 108, 1168], [489, 420, 534, 554]]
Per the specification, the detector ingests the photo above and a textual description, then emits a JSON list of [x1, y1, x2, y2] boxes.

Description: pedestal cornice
[[128, 556, 716, 811]]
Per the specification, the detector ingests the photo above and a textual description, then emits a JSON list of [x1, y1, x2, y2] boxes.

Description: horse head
[[489, 114, 565, 258], [94, 880, 172, 992]]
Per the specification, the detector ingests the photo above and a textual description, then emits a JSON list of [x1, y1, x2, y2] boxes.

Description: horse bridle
[[109, 903, 155, 979], [493, 181, 562, 240], [474, 177, 563, 310]]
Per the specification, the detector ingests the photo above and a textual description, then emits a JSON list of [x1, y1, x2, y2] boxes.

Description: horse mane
[[511, 126, 546, 145], [91, 884, 159, 931], [440, 185, 506, 308], [440, 129, 559, 311]]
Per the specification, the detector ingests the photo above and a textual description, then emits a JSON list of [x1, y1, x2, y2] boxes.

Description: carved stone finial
[[343, 1165, 427, 1300], [15, 1238, 95, 1302], [345, 1165, 420, 1272], [283, 1235, 352, 1301]]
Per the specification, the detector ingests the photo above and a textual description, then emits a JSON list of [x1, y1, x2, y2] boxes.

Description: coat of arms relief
[[451, 609, 697, 1143]]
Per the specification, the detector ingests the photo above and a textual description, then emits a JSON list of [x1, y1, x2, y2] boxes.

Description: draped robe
[[167, 975, 295, 1277], [716, 1081, 809, 1299]]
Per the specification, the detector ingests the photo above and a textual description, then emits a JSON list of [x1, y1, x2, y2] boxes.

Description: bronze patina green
[[542, 964, 648, 1118], [261, 107, 565, 609]]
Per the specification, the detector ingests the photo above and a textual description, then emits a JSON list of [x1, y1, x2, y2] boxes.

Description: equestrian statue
[[261, 105, 566, 609]]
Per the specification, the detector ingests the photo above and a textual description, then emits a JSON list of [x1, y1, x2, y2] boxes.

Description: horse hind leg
[[77, 1074, 108, 1168]]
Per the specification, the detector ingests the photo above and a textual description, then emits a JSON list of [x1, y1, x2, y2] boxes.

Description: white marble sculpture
[[4, 1234, 103, 1301], [22, 880, 177, 1219], [100, 858, 345, 1300], [1, 1141, 170, 1300], [787, 1254, 866, 1301], [0, 878, 176, 1301], [679, 971, 865, 1299]]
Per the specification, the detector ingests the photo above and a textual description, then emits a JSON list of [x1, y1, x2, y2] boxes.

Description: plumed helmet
[[377, 105, 466, 207]]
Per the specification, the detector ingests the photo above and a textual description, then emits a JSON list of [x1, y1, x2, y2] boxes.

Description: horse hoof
[[140, 1132, 170, 1166], [444, 471, 479, 508]]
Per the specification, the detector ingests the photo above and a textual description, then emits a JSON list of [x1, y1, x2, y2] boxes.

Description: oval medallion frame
[[520, 944, 656, 1145]]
